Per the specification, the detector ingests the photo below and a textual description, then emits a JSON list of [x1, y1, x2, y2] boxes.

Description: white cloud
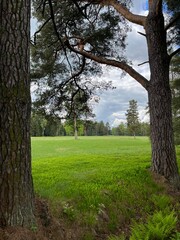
[[93, 1, 150, 126]]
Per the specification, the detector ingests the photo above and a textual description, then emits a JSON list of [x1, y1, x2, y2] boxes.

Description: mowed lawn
[[32, 136, 152, 201], [31, 136, 180, 239]]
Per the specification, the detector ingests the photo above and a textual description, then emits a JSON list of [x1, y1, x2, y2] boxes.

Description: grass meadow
[[31, 136, 180, 240]]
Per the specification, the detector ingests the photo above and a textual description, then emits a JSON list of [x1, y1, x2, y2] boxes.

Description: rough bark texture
[[0, 1, 35, 226], [145, 8, 180, 187]]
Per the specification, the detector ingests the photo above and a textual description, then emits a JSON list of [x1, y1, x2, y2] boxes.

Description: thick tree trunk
[[145, 9, 180, 187], [0, 1, 35, 226]]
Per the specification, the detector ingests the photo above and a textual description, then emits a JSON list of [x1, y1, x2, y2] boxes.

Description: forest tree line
[[31, 113, 150, 137]]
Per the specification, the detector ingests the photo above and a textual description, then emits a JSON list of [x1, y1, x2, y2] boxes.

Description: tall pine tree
[[126, 100, 140, 138]]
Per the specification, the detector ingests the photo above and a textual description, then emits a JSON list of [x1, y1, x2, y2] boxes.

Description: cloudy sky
[[31, 0, 150, 127], [92, 0, 150, 127]]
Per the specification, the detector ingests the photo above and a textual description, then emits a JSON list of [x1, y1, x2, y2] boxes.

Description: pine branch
[[138, 61, 149, 66], [65, 40, 149, 90], [109, 0, 146, 26], [47, 0, 73, 74], [74, 0, 146, 26], [137, 31, 146, 37], [57, 56, 86, 90]]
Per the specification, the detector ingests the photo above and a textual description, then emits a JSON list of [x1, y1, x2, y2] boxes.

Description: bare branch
[[33, 17, 51, 45], [137, 31, 146, 37], [65, 40, 149, 90], [169, 48, 180, 60], [138, 61, 149, 66]]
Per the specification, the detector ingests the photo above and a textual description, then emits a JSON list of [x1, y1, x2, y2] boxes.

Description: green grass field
[[31, 136, 180, 240]]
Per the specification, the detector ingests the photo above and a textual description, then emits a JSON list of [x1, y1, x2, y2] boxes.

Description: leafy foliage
[[130, 211, 178, 240]]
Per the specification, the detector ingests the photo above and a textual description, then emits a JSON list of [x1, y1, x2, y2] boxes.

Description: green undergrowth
[[32, 136, 180, 239]]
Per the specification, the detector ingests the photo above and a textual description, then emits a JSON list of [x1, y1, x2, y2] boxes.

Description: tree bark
[[145, 7, 180, 187], [0, 0, 35, 226]]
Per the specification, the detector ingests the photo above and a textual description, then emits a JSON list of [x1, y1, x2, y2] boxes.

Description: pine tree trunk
[[145, 8, 180, 187], [0, 0, 35, 226]]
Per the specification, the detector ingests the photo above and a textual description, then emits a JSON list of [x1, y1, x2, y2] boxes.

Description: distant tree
[[95, 121, 106, 136], [85, 120, 97, 136], [61, 81, 96, 139], [119, 122, 128, 136], [111, 122, 127, 136], [31, 112, 47, 136], [126, 100, 140, 138], [105, 122, 111, 135], [0, 0, 35, 226], [31, 110, 66, 136], [111, 126, 120, 136], [83, 120, 90, 136], [44, 117, 64, 136], [112, 121, 149, 137], [69, 87, 94, 139], [139, 122, 150, 136], [64, 121, 74, 136]]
